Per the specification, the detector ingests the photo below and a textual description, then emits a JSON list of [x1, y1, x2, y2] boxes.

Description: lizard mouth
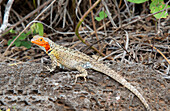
[[31, 37, 46, 47], [31, 39, 44, 46]]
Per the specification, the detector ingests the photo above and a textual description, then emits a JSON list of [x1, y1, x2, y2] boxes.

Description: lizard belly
[[57, 58, 78, 69]]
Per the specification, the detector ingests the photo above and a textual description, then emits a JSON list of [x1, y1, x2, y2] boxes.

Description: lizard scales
[[31, 35, 151, 111]]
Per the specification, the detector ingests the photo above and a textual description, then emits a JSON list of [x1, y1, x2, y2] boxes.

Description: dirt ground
[[0, 62, 169, 111]]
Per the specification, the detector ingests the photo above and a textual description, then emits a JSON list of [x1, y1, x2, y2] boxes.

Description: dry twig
[[0, 0, 14, 33]]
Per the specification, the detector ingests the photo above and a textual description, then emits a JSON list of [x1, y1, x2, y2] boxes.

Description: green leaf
[[7, 39, 14, 46], [95, 11, 108, 21], [8, 39, 19, 45], [150, 0, 170, 19], [12, 36, 17, 39], [11, 35, 26, 41], [95, 17, 102, 21], [30, 23, 37, 33], [9, 29, 16, 33], [20, 33, 26, 37], [33, 30, 37, 35], [127, 0, 148, 4], [30, 23, 44, 35], [18, 33, 27, 40], [18, 36, 26, 40], [20, 41, 32, 49], [37, 23, 44, 36], [7, 32, 31, 48], [14, 40, 21, 47], [25, 30, 31, 36], [99, 11, 108, 18]]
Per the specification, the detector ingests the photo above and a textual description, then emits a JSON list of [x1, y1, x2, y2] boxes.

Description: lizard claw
[[44, 66, 55, 72]]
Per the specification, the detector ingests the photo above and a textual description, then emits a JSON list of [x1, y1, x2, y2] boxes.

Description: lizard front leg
[[45, 54, 58, 72]]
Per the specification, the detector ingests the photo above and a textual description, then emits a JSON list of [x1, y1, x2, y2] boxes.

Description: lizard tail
[[92, 63, 151, 111]]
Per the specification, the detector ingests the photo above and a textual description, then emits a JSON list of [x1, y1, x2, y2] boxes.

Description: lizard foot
[[74, 73, 87, 83], [44, 66, 55, 72]]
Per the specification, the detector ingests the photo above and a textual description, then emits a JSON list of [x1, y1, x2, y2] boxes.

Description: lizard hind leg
[[74, 63, 90, 83]]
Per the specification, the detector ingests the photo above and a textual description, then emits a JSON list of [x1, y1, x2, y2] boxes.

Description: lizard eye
[[39, 38, 43, 41]]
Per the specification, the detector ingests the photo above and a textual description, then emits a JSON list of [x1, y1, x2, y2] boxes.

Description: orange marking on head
[[31, 37, 50, 51]]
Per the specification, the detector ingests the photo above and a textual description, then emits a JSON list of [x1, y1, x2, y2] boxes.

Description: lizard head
[[31, 35, 51, 52]]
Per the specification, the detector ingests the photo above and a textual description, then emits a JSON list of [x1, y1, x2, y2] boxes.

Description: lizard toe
[[44, 66, 54, 72], [74, 73, 87, 83]]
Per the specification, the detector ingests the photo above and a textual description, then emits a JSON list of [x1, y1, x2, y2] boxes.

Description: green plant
[[95, 11, 108, 21], [8, 31, 32, 48], [127, 0, 148, 4], [127, 0, 170, 19], [7, 23, 44, 49], [30, 23, 44, 36], [150, 0, 170, 19]]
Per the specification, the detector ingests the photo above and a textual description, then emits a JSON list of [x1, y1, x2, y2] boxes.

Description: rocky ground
[[0, 62, 169, 110]]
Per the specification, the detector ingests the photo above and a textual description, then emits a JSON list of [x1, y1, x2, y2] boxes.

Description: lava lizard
[[31, 35, 151, 110]]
